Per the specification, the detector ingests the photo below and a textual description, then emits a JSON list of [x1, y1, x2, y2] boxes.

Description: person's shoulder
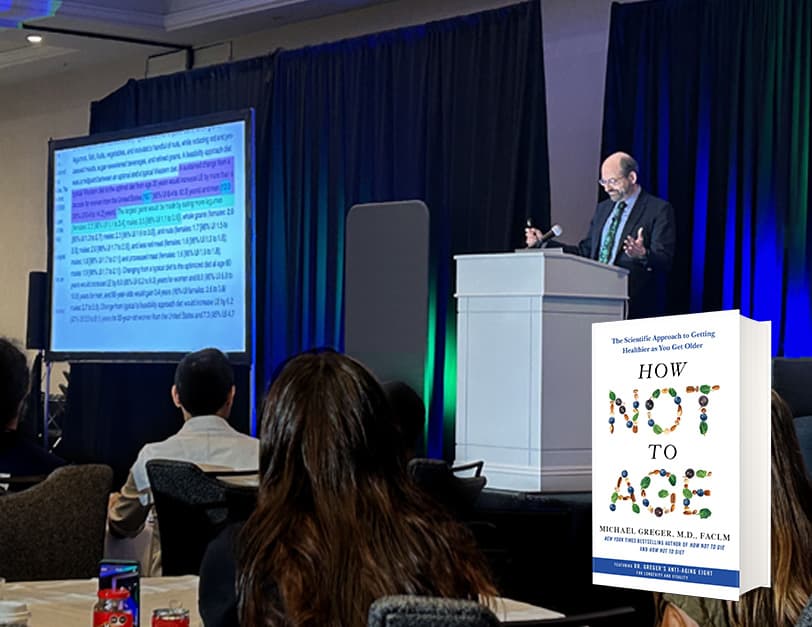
[[31, 443, 66, 471], [596, 196, 614, 210], [231, 431, 260, 458], [138, 434, 176, 456], [639, 189, 672, 210], [133, 429, 185, 465], [234, 430, 259, 444], [215, 419, 259, 444], [0, 432, 66, 475]]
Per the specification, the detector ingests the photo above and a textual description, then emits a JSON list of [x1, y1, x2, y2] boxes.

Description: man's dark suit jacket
[[575, 189, 676, 319]]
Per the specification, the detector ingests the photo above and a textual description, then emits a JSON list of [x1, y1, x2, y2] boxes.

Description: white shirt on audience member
[[129, 414, 258, 505], [107, 414, 258, 575]]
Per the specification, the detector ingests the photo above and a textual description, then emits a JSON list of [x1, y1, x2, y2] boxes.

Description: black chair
[[772, 358, 812, 414], [0, 464, 112, 580], [796, 416, 812, 478], [772, 357, 812, 475], [406, 459, 515, 601], [145, 459, 257, 575], [451, 460, 485, 478], [368, 596, 500, 627], [506, 606, 637, 626], [467, 490, 583, 611], [407, 458, 487, 518]]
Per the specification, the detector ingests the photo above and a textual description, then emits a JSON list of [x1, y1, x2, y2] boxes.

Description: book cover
[[591, 310, 770, 600]]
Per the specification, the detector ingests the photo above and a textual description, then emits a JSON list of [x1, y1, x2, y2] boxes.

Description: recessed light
[[26, 34, 43, 44]]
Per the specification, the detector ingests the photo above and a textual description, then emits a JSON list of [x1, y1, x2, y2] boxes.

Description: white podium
[[454, 249, 628, 492]]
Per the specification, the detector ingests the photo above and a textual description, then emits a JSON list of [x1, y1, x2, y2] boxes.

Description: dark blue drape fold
[[265, 1, 549, 456], [603, 0, 812, 356]]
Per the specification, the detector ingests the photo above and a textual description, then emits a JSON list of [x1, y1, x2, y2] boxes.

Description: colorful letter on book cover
[[591, 310, 771, 601]]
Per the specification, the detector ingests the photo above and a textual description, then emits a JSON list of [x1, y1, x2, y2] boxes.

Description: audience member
[[199, 350, 495, 627], [656, 390, 812, 627], [382, 379, 425, 459], [108, 347, 258, 574], [0, 337, 65, 483]]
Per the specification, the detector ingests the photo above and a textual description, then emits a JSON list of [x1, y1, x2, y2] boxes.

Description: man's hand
[[525, 227, 543, 248], [623, 227, 647, 260]]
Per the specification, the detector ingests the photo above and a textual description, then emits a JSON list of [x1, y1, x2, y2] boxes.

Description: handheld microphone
[[539, 223, 563, 244], [527, 223, 563, 248]]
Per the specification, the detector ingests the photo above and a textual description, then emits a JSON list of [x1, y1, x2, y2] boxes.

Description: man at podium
[[526, 152, 675, 319]]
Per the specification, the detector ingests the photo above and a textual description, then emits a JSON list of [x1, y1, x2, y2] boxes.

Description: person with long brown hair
[[198, 349, 495, 626], [656, 390, 812, 627]]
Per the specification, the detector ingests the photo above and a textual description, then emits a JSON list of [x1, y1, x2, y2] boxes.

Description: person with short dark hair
[[0, 337, 65, 481], [199, 350, 495, 627], [382, 380, 425, 460], [108, 347, 258, 574], [172, 347, 237, 417]]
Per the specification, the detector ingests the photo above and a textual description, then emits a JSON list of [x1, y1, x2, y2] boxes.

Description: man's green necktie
[[598, 201, 627, 264]]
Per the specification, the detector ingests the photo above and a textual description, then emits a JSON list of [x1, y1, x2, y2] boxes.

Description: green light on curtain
[[422, 278, 438, 454], [442, 317, 457, 447]]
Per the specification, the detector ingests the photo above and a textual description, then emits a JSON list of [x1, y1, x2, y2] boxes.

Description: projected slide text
[[50, 119, 249, 356]]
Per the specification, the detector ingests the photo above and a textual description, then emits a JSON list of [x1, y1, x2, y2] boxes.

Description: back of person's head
[[0, 338, 30, 430], [728, 390, 812, 626], [238, 349, 495, 626], [257, 349, 403, 491], [173, 348, 234, 417], [382, 380, 425, 459]]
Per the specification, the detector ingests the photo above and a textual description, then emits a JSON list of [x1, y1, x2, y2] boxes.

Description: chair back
[[772, 358, 812, 476], [0, 464, 113, 581], [796, 416, 812, 478], [773, 358, 812, 418], [408, 458, 486, 518], [146, 459, 256, 575], [368, 596, 500, 627]]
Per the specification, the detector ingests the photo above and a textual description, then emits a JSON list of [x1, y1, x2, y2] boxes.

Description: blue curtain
[[602, 0, 812, 356], [65, 1, 549, 474], [265, 1, 549, 456]]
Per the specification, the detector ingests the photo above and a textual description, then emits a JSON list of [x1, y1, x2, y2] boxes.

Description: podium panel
[[455, 249, 627, 491]]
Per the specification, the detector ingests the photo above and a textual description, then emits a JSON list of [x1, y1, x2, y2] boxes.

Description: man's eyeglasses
[[598, 175, 626, 186]]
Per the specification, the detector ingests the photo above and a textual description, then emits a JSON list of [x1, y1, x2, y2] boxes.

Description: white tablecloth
[[3, 576, 200, 626], [3, 576, 563, 625]]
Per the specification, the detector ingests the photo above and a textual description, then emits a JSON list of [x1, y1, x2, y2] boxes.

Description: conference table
[[3, 576, 564, 625]]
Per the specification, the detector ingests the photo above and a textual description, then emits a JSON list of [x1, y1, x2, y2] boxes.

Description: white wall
[[0, 0, 621, 345], [0, 59, 145, 340], [543, 0, 617, 240]]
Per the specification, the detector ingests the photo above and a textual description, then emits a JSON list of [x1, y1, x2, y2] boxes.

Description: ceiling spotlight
[[26, 34, 43, 44]]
